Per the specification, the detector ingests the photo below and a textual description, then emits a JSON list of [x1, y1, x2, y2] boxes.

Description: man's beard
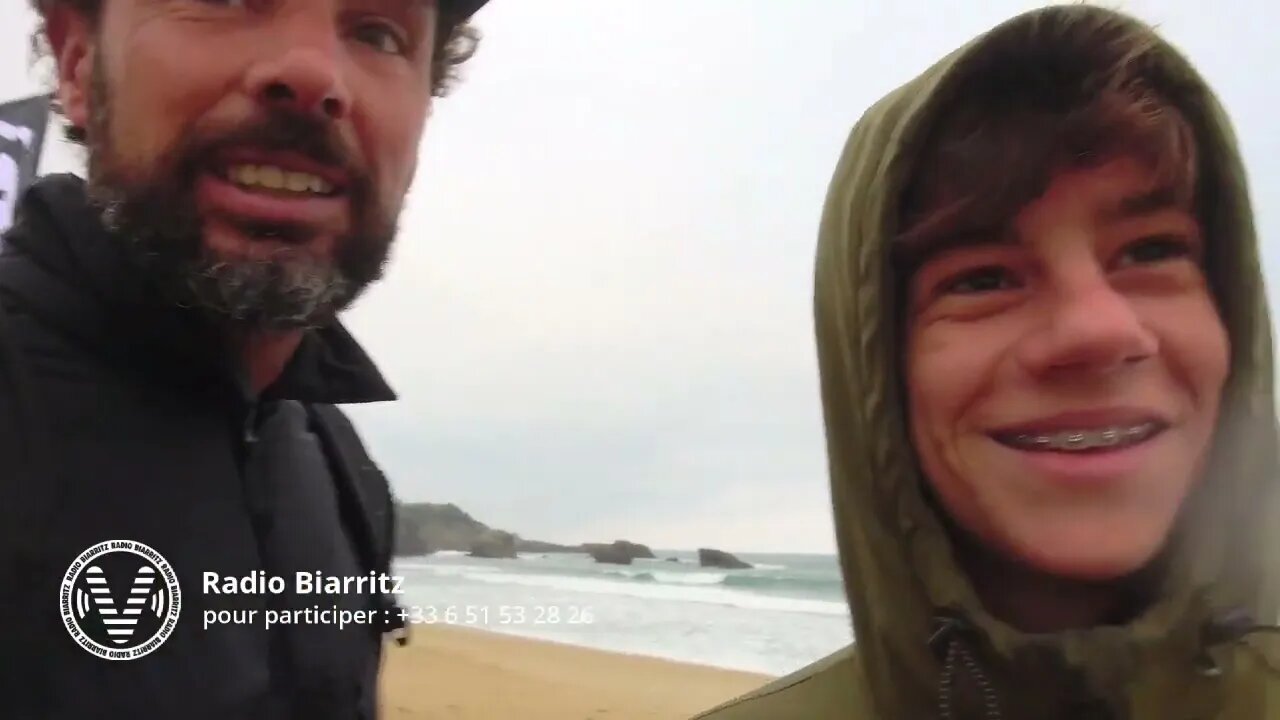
[[82, 61, 399, 331]]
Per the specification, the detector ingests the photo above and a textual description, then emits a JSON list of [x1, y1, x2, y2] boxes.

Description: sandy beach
[[378, 624, 775, 719]]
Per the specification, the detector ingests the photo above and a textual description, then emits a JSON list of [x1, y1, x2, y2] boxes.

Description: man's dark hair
[[27, 0, 480, 139]]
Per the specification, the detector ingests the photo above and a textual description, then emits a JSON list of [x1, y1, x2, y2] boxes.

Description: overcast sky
[[2, 1, 1275, 553]]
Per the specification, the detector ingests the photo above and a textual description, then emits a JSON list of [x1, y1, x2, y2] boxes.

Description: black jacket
[[0, 175, 404, 720]]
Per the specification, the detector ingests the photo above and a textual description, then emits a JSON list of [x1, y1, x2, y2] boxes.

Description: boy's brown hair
[[895, 11, 1198, 267]]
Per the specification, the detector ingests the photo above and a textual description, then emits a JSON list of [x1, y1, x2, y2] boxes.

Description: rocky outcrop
[[698, 548, 753, 569], [584, 540, 655, 565], [395, 503, 689, 568], [394, 502, 597, 558], [468, 530, 518, 559], [394, 503, 488, 556], [516, 539, 585, 554]]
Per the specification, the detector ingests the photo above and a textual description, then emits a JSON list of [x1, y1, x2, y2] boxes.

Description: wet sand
[[379, 623, 773, 719]]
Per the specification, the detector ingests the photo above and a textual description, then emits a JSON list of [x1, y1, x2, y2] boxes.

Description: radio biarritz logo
[[60, 540, 182, 660]]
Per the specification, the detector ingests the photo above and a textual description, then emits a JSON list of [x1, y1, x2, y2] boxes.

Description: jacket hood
[[0, 174, 395, 405], [815, 5, 1278, 717]]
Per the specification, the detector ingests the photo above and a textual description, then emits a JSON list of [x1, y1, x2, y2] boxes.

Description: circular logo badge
[[60, 540, 182, 660]]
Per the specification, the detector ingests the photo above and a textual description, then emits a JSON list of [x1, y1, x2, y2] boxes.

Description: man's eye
[[939, 266, 1018, 295], [1116, 235, 1195, 268], [352, 22, 409, 55]]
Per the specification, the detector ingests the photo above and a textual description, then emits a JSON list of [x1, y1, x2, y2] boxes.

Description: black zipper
[[242, 401, 260, 446]]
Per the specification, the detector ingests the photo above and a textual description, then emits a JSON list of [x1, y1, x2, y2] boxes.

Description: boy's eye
[[1116, 235, 1195, 268], [352, 22, 409, 55], [939, 266, 1019, 295]]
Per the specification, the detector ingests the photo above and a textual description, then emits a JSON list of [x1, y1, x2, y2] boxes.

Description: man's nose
[[1017, 272, 1159, 378], [243, 22, 351, 121]]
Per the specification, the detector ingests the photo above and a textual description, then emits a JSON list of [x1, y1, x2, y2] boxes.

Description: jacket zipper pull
[[243, 403, 260, 445]]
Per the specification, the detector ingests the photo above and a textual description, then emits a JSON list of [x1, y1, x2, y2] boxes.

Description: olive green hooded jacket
[[694, 5, 1279, 719]]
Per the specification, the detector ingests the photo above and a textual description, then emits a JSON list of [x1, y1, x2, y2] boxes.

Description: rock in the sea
[[468, 530, 518, 559], [584, 540, 655, 565], [665, 557, 680, 563], [588, 548, 633, 565], [698, 548, 753, 569]]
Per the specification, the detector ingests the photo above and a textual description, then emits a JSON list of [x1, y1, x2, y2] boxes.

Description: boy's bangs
[[895, 20, 1198, 270]]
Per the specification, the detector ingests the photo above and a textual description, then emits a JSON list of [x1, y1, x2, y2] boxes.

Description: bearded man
[[0, 2, 489, 718]]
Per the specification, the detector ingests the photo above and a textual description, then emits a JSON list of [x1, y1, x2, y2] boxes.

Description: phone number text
[[400, 605, 594, 626]]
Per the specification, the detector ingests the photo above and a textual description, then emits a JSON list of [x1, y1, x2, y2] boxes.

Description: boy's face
[[904, 157, 1228, 580]]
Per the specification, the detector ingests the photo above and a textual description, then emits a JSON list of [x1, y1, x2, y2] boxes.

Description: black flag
[[0, 94, 52, 237]]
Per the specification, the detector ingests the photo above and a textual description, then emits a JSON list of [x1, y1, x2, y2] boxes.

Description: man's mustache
[[184, 111, 363, 180]]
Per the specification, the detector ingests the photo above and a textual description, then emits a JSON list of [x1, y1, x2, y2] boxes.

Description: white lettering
[[1, 152, 21, 234], [0, 120, 33, 148], [202, 571, 285, 594], [202, 609, 258, 629]]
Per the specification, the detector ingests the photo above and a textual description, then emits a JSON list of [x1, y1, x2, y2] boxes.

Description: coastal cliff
[[394, 502, 743, 571], [393, 502, 584, 556]]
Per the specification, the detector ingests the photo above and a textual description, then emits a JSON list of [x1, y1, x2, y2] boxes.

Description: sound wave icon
[[75, 564, 168, 645]]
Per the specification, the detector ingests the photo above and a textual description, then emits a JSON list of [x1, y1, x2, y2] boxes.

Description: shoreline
[[391, 551, 852, 677], [380, 623, 775, 719]]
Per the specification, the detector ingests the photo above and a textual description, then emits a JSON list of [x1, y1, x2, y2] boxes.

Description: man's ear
[[45, 3, 96, 139]]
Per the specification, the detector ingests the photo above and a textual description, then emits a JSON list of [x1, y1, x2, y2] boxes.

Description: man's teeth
[[1005, 423, 1160, 452], [227, 164, 334, 195]]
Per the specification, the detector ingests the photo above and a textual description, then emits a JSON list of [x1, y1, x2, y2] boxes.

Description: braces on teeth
[[1011, 424, 1155, 451]]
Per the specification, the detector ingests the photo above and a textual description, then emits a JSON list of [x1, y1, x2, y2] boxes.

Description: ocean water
[[392, 550, 855, 676]]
